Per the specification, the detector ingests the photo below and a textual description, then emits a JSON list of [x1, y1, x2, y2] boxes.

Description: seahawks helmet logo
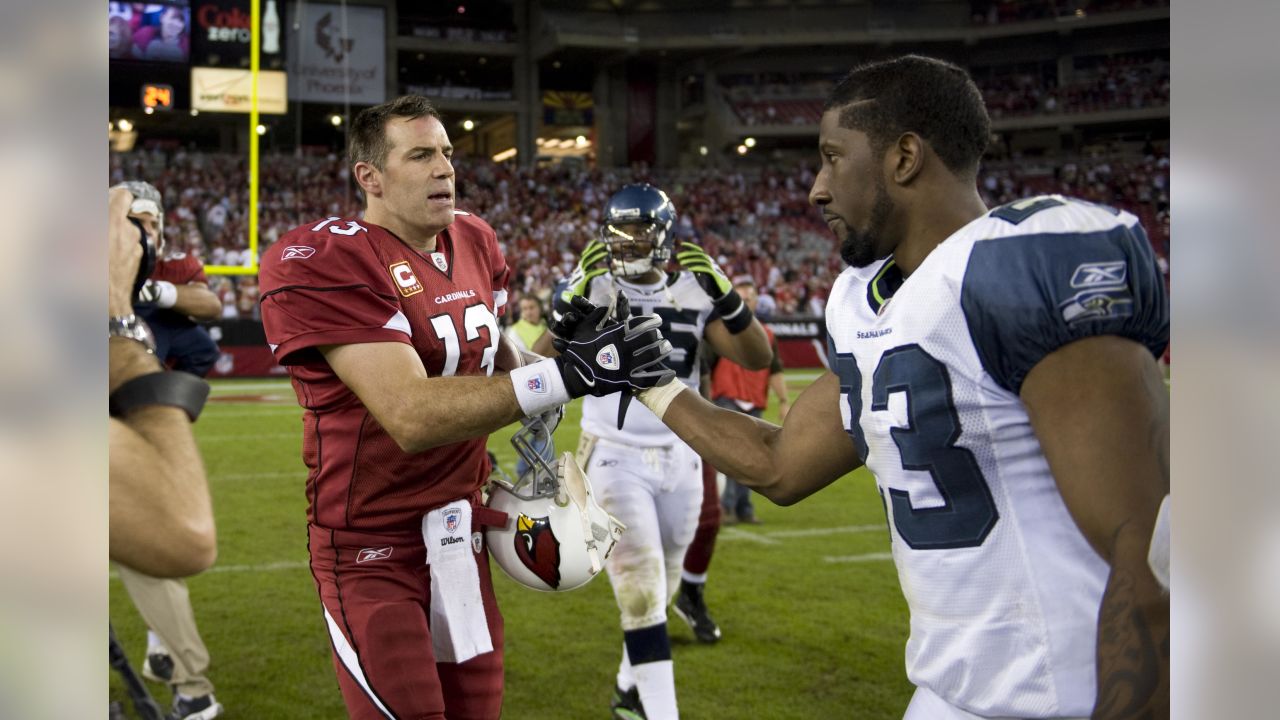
[[514, 513, 562, 589]]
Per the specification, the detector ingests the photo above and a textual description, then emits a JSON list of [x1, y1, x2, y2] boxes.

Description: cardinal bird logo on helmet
[[514, 513, 562, 589]]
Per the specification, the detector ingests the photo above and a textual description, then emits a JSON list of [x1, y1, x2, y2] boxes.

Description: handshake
[[508, 294, 682, 426], [550, 294, 674, 398]]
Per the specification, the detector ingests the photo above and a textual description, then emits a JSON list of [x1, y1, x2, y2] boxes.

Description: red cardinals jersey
[[151, 252, 207, 285], [259, 211, 511, 532]]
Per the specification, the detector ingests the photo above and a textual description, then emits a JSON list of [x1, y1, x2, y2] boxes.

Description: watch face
[[110, 315, 157, 351]]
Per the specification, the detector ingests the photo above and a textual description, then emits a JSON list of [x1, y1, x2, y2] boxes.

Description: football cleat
[[672, 580, 722, 644], [610, 684, 646, 720], [169, 693, 223, 720]]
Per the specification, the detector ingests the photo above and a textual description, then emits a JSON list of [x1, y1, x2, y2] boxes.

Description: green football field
[[109, 370, 914, 719]]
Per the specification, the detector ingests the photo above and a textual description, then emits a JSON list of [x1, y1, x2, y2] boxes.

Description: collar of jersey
[[614, 271, 669, 293], [866, 258, 903, 315]]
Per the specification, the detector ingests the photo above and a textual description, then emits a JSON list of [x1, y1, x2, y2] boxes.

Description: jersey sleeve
[[152, 254, 207, 285], [485, 224, 512, 318], [961, 221, 1169, 394], [258, 227, 409, 365]]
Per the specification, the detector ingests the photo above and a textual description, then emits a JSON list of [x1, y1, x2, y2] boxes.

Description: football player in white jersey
[[537, 183, 772, 719], [625, 57, 1170, 719]]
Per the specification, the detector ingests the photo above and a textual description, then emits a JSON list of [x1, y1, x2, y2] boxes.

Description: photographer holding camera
[[108, 183, 215, 577], [109, 182, 225, 720]]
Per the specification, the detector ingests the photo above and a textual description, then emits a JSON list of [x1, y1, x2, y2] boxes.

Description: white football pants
[[585, 436, 702, 630]]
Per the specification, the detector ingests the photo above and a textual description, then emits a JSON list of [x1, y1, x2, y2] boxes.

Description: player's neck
[[895, 184, 987, 277], [617, 269, 664, 286], [363, 206, 441, 253]]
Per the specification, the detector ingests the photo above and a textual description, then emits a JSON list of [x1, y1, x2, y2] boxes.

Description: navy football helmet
[[599, 183, 676, 277]]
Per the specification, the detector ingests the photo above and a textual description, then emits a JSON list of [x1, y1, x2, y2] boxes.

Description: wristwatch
[[109, 313, 157, 354]]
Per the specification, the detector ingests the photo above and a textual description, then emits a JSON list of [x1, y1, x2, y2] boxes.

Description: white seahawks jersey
[[553, 271, 714, 446], [826, 196, 1168, 718]]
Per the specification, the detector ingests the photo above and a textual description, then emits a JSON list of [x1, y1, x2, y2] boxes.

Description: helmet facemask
[[485, 414, 626, 591], [600, 221, 671, 278]]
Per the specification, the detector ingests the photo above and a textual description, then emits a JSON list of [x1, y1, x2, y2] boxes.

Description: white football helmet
[[486, 417, 625, 592]]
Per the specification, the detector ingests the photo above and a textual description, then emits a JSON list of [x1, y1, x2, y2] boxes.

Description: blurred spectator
[[110, 144, 1168, 320]]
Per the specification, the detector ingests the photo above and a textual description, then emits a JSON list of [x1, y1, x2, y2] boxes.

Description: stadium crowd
[[108, 144, 1169, 322], [728, 52, 1168, 125], [969, 0, 1168, 25]]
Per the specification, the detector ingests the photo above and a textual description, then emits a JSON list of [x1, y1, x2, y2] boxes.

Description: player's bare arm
[[108, 192, 216, 576], [323, 296, 672, 454], [1021, 335, 1169, 720], [322, 341, 526, 454], [492, 329, 523, 373], [703, 316, 772, 370], [168, 281, 222, 321], [646, 370, 861, 505]]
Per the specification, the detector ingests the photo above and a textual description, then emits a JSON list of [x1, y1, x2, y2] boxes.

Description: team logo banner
[[287, 2, 385, 104]]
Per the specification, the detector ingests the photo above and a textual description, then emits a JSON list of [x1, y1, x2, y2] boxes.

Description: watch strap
[[109, 371, 211, 422]]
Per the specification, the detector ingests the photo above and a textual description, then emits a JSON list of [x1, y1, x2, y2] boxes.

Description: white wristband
[[637, 381, 687, 421], [510, 358, 571, 417], [155, 280, 178, 309], [1147, 494, 1170, 592]]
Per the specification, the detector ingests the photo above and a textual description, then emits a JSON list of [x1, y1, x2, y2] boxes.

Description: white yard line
[[110, 559, 310, 580], [200, 407, 305, 418], [211, 470, 304, 481], [200, 432, 301, 442], [209, 381, 295, 392], [822, 552, 895, 564], [719, 524, 885, 545]]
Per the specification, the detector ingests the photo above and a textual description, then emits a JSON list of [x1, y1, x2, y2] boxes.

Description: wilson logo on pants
[[515, 514, 561, 589]]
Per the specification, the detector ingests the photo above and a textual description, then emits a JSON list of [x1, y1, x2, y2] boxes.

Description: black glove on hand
[[552, 295, 675, 398]]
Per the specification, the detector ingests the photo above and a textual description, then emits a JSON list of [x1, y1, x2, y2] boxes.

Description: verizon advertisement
[[191, 67, 288, 113], [287, 2, 385, 104], [190, 0, 286, 70]]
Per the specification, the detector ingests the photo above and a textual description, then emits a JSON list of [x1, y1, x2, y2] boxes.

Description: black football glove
[[552, 295, 675, 398]]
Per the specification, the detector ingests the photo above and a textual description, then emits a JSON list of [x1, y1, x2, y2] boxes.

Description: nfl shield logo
[[431, 252, 449, 273], [444, 507, 461, 534], [527, 374, 546, 393]]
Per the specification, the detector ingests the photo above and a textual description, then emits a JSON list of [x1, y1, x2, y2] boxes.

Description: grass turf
[[109, 370, 914, 718]]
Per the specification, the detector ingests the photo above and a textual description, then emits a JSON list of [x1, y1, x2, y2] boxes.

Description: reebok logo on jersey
[[356, 546, 393, 563], [596, 344, 620, 371], [389, 261, 423, 297], [282, 245, 316, 260], [1070, 261, 1127, 288]]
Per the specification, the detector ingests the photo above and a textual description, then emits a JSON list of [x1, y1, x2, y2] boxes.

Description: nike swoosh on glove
[[551, 295, 675, 398]]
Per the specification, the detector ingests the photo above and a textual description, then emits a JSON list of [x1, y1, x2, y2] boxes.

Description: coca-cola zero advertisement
[[190, 0, 285, 70]]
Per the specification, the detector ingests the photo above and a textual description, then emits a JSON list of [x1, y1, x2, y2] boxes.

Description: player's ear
[[353, 161, 382, 198], [890, 132, 925, 186]]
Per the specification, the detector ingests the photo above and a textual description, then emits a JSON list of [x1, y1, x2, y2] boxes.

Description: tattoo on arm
[[1093, 568, 1170, 719]]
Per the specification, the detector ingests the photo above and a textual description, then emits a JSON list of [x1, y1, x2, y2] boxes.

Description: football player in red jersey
[[258, 96, 673, 720]]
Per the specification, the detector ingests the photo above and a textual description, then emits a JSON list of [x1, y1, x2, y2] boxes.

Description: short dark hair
[[348, 95, 441, 171], [825, 55, 990, 176]]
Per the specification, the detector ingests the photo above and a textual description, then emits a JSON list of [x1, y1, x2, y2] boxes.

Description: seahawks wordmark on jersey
[[826, 196, 1168, 718], [554, 271, 715, 445]]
